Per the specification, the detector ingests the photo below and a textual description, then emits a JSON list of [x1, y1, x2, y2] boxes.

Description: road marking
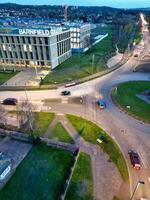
[[138, 151, 147, 169]]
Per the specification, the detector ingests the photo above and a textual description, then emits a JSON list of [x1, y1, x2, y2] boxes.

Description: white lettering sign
[[19, 29, 50, 36]]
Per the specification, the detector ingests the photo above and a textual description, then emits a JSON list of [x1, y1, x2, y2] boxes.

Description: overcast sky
[[0, 0, 150, 8]]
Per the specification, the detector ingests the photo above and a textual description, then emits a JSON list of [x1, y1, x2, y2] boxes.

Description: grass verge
[[0, 71, 18, 85], [0, 143, 74, 200], [19, 112, 55, 136], [111, 81, 150, 123], [65, 152, 93, 200], [67, 114, 129, 181], [49, 122, 74, 144], [113, 196, 121, 200]]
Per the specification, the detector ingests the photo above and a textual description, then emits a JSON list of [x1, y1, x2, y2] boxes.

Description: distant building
[[0, 153, 12, 181], [67, 23, 91, 52], [0, 27, 71, 69]]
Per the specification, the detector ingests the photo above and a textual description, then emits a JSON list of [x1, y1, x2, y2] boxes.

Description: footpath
[[43, 113, 124, 200]]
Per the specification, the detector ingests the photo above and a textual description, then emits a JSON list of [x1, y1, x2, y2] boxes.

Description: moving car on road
[[61, 91, 71, 96], [128, 150, 141, 169], [3, 98, 18, 105], [97, 100, 106, 109]]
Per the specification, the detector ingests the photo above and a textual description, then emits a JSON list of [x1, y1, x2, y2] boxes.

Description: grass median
[[0, 143, 74, 200], [112, 81, 150, 123], [67, 114, 129, 181], [65, 152, 93, 200]]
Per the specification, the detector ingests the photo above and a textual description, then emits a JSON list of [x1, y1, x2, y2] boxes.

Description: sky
[[0, 0, 150, 8]]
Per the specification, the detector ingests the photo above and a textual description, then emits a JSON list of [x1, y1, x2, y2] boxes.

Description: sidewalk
[[2, 68, 49, 87]]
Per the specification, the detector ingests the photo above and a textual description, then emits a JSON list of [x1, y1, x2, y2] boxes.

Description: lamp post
[[130, 180, 145, 200]]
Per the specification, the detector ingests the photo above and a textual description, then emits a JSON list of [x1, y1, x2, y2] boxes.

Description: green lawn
[[113, 196, 121, 200], [67, 115, 128, 181], [0, 71, 18, 85], [65, 152, 93, 200], [19, 112, 55, 136], [49, 122, 74, 144], [0, 144, 74, 200], [42, 25, 115, 84], [112, 81, 150, 123]]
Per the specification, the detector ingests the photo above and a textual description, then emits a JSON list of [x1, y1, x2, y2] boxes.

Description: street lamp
[[130, 180, 145, 200]]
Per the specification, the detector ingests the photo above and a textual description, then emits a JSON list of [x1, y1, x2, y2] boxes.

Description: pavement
[[2, 68, 49, 87], [0, 137, 32, 189], [107, 53, 123, 68]]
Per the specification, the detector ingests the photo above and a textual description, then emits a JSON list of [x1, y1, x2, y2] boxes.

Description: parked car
[[3, 98, 18, 105], [128, 150, 141, 169], [61, 91, 71, 96], [97, 100, 106, 109]]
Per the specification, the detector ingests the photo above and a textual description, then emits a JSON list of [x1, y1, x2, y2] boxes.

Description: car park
[[3, 98, 18, 105], [61, 91, 71, 96], [97, 100, 106, 109], [128, 150, 141, 169]]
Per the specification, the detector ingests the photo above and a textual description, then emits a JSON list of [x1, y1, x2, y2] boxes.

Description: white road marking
[[138, 151, 147, 169]]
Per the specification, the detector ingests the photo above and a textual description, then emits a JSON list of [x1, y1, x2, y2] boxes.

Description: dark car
[[61, 91, 71, 96], [128, 150, 141, 169], [3, 98, 18, 105], [97, 100, 106, 109]]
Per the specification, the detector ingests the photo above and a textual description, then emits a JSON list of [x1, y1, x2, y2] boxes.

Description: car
[[128, 150, 141, 169], [97, 100, 106, 109], [61, 91, 71, 96], [134, 54, 138, 57], [3, 98, 18, 105]]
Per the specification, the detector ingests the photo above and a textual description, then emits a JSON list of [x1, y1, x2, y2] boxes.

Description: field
[[0, 144, 74, 200], [0, 71, 18, 85], [65, 152, 93, 200], [42, 25, 115, 84], [112, 81, 150, 123], [67, 114, 129, 181]]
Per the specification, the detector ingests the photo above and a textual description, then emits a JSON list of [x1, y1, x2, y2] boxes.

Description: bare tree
[[0, 105, 7, 127], [16, 100, 36, 131]]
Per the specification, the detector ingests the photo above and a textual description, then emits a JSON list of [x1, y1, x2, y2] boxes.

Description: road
[[0, 14, 150, 200]]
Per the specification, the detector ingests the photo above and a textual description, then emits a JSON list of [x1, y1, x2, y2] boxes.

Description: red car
[[128, 150, 141, 170]]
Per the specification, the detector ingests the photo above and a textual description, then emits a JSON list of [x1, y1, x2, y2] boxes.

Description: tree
[[0, 105, 7, 127]]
